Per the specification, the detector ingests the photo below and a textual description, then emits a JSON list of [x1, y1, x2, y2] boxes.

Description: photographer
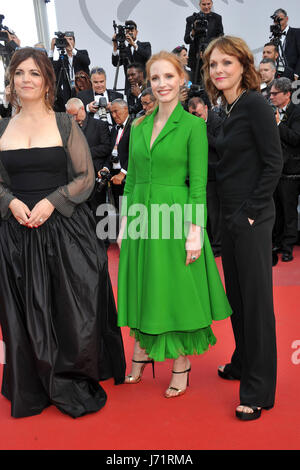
[[65, 97, 112, 217], [188, 96, 222, 256], [270, 9, 300, 78], [112, 20, 151, 92], [98, 99, 133, 212], [262, 42, 294, 81], [126, 62, 147, 116], [49, 31, 90, 111], [184, 0, 223, 84], [77, 67, 123, 127], [259, 58, 276, 100], [0, 15, 21, 69], [270, 77, 300, 262]]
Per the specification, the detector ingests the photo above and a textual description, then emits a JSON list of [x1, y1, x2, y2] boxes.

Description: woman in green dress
[[117, 51, 231, 398]]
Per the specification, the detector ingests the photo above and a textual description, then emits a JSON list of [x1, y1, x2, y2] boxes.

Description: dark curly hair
[[202, 36, 261, 105], [8, 47, 56, 111]]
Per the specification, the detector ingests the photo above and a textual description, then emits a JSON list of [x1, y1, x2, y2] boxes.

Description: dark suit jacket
[[206, 110, 222, 181], [51, 49, 90, 111], [284, 27, 300, 76], [112, 41, 151, 70], [51, 49, 90, 76], [77, 88, 123, 109], [184, 12, 224, 72], [80, 115, 112, 173], [112, 41, 152, 91], [278, 101, 300, 175], [109, 117, 134, 173]]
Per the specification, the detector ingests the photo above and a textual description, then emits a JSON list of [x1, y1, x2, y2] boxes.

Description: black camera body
[[54, 31, 74, 51], [94, 96, 108, 121], [269, 15, 284, 46], [113, 21, 135, 53], [192, 11, 209, 39], [0, 14, 10, 42], [96, 170, 112, 192]]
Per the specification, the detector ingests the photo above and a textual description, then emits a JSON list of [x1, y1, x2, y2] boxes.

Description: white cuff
[[121, 168, 127, 175]]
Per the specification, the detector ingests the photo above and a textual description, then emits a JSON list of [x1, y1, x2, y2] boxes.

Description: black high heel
[[218, 364, 240, 381], [235, 405, 272, 421], [124, 359, 155, 384], [164, 366, 191, 398]]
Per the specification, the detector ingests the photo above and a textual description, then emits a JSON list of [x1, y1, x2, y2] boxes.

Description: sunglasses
[[91, 67, 105, 75]]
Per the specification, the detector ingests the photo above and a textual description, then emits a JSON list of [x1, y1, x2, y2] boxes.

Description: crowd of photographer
[[1, 2, 300, 260]]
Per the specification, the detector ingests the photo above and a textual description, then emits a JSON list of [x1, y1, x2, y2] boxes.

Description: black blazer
[[77, 88, 123, 109], [109, 117, 134, 172], [112, 41, 152, 91], [278, 101, 300, 175], [206, 110, 222, 181], [80, 115, 112, 173], [184, 12, 224, 71], [51, 49, 90, 76], [112, 41, 152, 70], [284, 27, 300, 76]]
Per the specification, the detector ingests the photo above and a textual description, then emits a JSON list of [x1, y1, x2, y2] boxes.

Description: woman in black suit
[[203, 36, 283, 420]]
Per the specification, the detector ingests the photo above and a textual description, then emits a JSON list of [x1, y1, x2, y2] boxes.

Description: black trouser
[[221, 201, 277, 408], [207, 180, 222, 255], [110, 169, 125, 213], [276, 177, 300, 254]]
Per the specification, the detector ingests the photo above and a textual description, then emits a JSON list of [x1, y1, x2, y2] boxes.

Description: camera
[[111, 148, 119, 164], [269, 15, 283, 45], [192, 11, 209, 39], [96, 169, 112, 192], [113, 21, 135, 53], [54, 31, 74, 51], [94, 96, 108, 121]]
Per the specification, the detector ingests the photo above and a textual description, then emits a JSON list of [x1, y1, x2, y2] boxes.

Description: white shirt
[[113, 116, 129, 174]]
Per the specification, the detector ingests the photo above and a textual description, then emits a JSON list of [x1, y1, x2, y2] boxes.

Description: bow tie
[[117, 124, 124, 130], [281, 31, 287, 36], [95, 93, 104, 97]]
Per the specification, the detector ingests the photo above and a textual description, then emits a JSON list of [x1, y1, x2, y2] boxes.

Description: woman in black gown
[[0, 47, 125, 418]]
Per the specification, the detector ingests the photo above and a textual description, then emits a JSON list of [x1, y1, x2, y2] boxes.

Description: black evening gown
[[0, 146, 126, 418]]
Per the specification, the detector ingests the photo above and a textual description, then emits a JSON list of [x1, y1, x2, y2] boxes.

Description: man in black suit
[[262, 43, 295, 81], [270, 77, 300, 262], [112, 20, 151, 93], [188, 96, 222, 256], [65, 97, 111, 214], [126, 63, 147, 116], [77, 67, 123, 128], [184, 0, 223, 84], [49, 32, 90, 111], [98, 99, 133, 212], [271, 9, 300, 78]]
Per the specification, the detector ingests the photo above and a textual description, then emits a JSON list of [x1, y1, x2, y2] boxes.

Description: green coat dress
[[117, 102, 232, 361]]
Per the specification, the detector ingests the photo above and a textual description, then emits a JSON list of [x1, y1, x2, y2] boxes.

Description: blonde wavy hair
[[202, 36, 261, 105]]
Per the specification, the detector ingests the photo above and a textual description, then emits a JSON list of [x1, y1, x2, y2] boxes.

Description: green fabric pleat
[[130, 327, 217, 362]]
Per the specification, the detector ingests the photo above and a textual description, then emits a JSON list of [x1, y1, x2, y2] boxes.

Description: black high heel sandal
[[218, 364, 240, 381], [235, 405, 272, 421], [164, 366, 191, 398], [124, 359, 155, 384]]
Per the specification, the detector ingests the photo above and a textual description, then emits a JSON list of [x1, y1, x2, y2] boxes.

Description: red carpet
[[0, 245, 300, 450]]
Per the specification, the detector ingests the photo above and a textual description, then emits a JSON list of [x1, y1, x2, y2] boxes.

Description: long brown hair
[[135, 50, 185, 126], [202, 36, 261, 105], [9, 47, 56, 111]]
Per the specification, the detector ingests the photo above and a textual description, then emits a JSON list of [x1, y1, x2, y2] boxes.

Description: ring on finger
[[191, 255, 197, 261]]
